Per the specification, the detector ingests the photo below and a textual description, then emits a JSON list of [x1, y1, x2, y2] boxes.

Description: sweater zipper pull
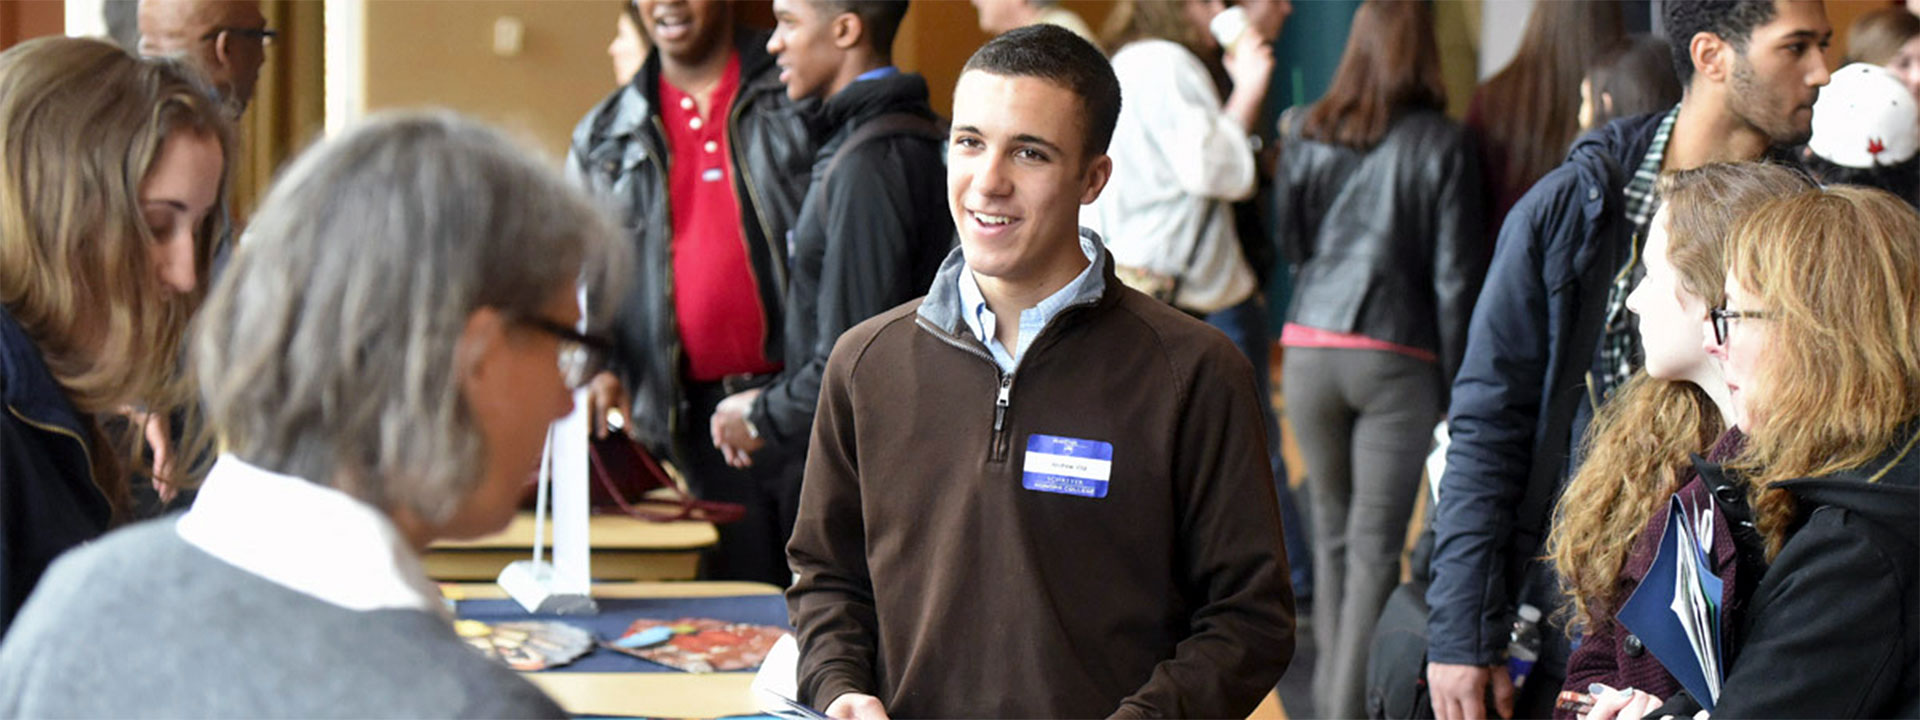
[[991, 374, 1012, 460]]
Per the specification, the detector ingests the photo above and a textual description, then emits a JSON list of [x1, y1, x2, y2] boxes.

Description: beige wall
[[363, 0, 627, 161], [896, 1, 1114, 117]]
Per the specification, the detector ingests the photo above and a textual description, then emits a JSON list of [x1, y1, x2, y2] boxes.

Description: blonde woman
[[1543, 163, 1810, 719], [1684, 186, 1919, 718], [0, 36, 230, 634]]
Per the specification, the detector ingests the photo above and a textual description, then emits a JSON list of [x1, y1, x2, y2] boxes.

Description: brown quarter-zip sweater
[[787, 244, 1295, 719]]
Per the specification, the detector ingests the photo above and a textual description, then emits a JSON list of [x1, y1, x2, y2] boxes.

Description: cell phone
[[1556, 690, 1595, 716]]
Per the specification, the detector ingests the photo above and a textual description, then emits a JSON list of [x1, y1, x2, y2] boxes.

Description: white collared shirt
[[176, 454, 447, 617]]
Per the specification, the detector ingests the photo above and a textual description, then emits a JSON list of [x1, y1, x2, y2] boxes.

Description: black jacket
[[0, 306, 111, 636], [747, 72, 952, 452], [567, 29, 815, 459], [1704, 424, 1920, 718], [1275, 108, 1486, 390], [1427, 112, 1662, 666]]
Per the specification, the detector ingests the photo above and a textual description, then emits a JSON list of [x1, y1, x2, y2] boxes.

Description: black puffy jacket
[[567, 30, 815, 460], [1274, 108, 1486, 391]]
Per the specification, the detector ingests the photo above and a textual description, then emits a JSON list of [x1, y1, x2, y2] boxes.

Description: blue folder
[[1617, 496, 1723, 709]]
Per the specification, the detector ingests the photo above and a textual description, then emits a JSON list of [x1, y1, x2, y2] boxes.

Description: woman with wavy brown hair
[[1543, 163, 1811, 719], [1676, 186, 1920, 718], [0, 36, 231, 634]]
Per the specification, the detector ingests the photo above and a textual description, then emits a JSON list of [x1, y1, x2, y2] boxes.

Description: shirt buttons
[[689, 117, 704, 131], [1623, 633, 1645, 657], [679, 96, 694, 110], [704, 140, 719, 153]]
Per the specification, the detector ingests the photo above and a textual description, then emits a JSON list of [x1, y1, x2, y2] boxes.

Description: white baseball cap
[[1809, 63, 1919, 168]]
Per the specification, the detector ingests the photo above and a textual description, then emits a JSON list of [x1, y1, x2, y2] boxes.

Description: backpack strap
[[818, 112, 947, 193]]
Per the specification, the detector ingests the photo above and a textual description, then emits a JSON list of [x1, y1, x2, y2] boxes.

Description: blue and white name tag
[[1021, 434, 1114, 498]]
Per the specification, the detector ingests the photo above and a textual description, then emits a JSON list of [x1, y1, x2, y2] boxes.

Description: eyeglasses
[[1708, 306, 1770, 346], [516, 317, 614, 390], [200, 26, 278, 47]]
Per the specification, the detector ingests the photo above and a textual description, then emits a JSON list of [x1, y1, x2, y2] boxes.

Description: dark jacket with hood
[[1683, 423, 1920, 718], [566, 29, 815, 460], [746, 71, 953, 453], [1427, 112, 1662, 669], [0, 306, 111, 636]]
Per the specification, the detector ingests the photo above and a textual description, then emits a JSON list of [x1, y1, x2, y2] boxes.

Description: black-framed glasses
[[200, 26, 278, 47], [516, 317, 614, 390], [1708, 306, 1770, 345]]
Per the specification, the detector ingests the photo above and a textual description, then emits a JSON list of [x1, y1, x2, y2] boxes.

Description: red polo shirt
[[660, 52, 779, 382]]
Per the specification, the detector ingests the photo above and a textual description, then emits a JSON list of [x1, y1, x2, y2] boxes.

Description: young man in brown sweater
[[785, 24, 1295, 720]]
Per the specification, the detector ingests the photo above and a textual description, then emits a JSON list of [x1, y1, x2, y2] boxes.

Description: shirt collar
[[957, 232, 1103, 371], [854, 66, 898, 83], [177, 454, 447, 617]]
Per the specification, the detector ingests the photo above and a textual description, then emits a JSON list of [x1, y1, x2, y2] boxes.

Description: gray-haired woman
[[0, 111, 629, 718]]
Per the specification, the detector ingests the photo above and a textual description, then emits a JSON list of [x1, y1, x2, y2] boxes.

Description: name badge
[[1022, 434, 1113, 498]]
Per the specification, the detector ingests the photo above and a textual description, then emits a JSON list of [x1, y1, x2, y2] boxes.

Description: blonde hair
[[0, 37, 232, 517], [1548, 163, 1812, 635], [1099, 0, 1207, 56], [1724, 186, 1920, 557]]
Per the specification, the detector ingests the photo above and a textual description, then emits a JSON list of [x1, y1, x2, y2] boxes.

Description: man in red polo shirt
[[569, 0, 813, 586]]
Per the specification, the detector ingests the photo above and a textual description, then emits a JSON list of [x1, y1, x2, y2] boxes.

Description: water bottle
[[1507, 603, 1543, 689]]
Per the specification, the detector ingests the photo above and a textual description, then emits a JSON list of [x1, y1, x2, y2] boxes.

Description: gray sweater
[[0, 519, 566, 718]]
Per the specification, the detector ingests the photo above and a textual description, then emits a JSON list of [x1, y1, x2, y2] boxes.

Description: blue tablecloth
[[456, 594, 791, 673]]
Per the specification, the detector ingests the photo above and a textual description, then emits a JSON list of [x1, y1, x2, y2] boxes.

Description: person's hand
[[824, 693, 889, 720], [1582, 685, 1662, 720], [1427, 662, 1513, 720], [710, 388, 764, 468], [128, 408, 178, 504], [587, 371, 630, 440], [1224, 37, 1275, 96]]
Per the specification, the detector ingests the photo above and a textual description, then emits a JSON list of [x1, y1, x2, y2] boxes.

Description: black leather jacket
[[1274, 108, 1486, 390], [566, 30, 814, 459]]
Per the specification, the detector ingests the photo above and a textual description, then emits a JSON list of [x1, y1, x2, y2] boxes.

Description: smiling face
[[1706, 276, 1776, 430], [1627, 206, 1719, 391], [1724, 0, 1833, 146], [768, 0, 842, 101], [636, 0, 729, 67], [947, 70, 1111, 299], [140, 128, 223, 296]]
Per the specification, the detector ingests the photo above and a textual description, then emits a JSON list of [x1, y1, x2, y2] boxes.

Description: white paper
[[751, 634, 805, 714]]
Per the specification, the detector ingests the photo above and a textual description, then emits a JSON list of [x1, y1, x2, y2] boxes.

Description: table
[[425, 511, 717, 581], [446, 581, 783, 719], [448, 582, 1288, 719]]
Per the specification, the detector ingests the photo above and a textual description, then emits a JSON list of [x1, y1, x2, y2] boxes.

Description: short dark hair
[[817, 0, 911, 58], [1664, 0, 1781, 88], [960, 23, 1120, 156], [1587, 34, 1683, 127]]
